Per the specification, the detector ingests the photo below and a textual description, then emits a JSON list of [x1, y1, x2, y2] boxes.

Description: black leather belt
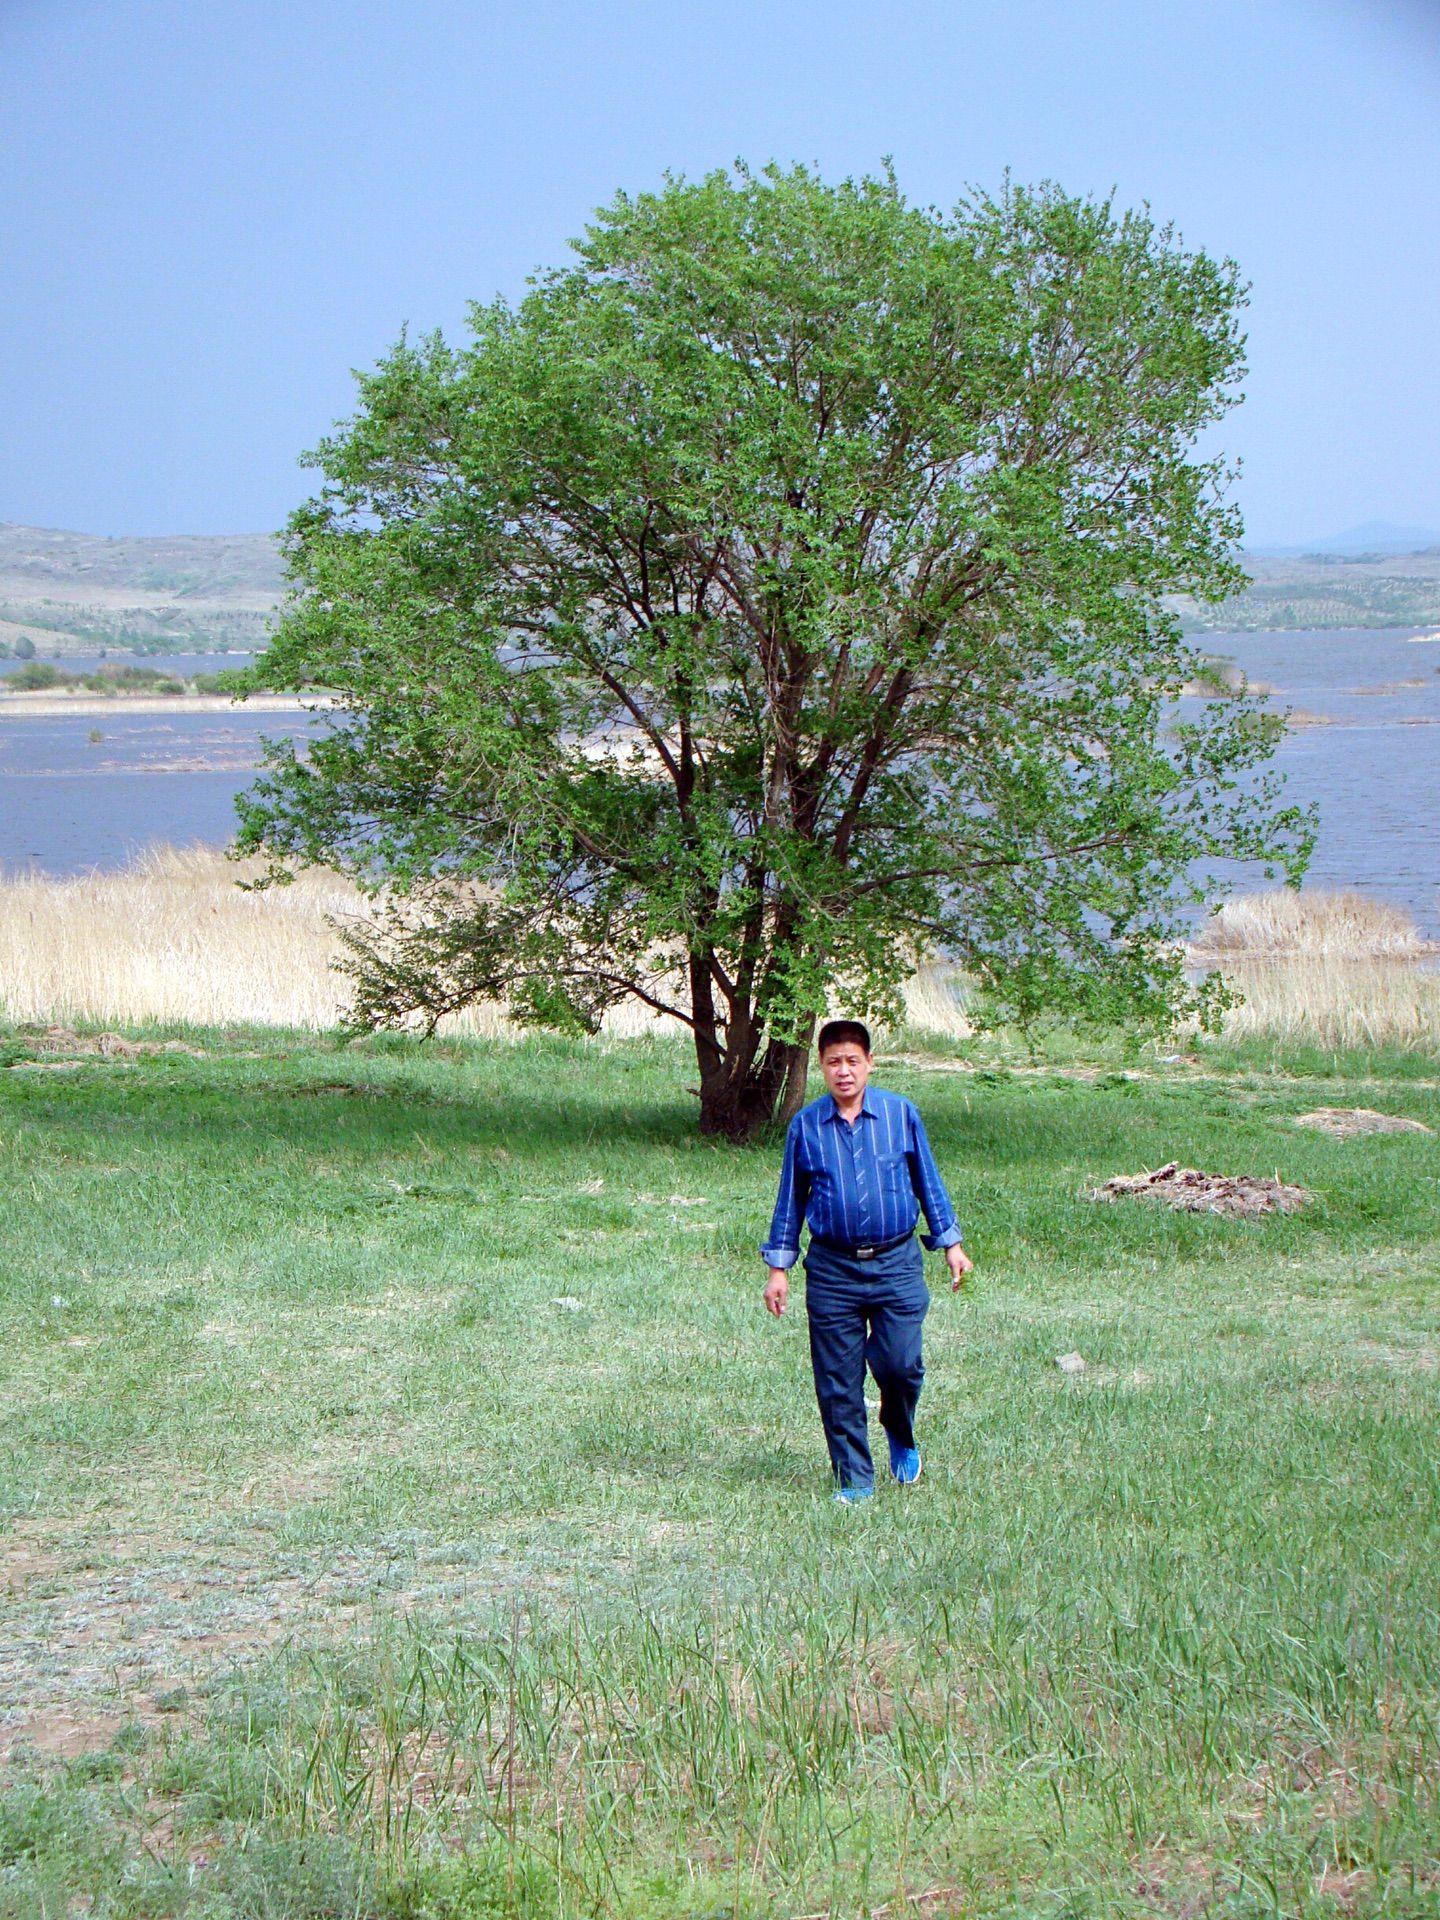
[[809, 1229, 914, 1262]]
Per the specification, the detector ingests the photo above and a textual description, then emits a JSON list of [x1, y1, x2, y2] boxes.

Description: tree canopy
[[237, 163, 1309, 1138]]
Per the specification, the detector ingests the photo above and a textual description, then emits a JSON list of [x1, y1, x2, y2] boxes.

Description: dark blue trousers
[[802, 1235, 929, 1492]]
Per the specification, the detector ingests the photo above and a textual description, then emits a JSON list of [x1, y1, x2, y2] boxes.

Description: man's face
[[820, 1041, 872, 1105]]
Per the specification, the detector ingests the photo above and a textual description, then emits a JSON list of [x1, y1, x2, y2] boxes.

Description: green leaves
[[238, 163, 1304, 1135]]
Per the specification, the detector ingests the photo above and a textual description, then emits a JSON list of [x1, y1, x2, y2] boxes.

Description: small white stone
[[1055, 1351, 1086, 1374], [550, 1296, 585, 1311]]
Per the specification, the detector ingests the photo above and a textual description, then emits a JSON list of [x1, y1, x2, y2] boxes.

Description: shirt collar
[[821, 1088, 878, 1124]]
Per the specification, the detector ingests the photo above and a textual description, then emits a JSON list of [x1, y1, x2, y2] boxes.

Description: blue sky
[[2, 0, 1436, 545]]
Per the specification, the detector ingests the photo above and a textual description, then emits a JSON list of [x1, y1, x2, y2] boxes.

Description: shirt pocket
[[874, 1149, 911, 1199]]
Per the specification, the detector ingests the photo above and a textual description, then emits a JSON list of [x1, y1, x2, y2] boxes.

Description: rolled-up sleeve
[[761, 1117, 810, 1267], [906, 1104, 963, 1250]]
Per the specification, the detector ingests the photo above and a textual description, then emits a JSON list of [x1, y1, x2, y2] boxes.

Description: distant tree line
[[0, 660, 239, 695]]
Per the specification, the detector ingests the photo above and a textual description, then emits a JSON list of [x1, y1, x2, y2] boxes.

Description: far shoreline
[[0, 692, 332, 718]]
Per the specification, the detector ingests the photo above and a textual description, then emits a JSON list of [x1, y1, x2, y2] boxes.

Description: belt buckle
[[856, 1245, 876, 1260]]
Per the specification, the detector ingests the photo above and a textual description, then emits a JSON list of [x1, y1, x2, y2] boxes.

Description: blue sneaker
[[833, 1486, 874, 1505], [888, 1439, 922, 1485]]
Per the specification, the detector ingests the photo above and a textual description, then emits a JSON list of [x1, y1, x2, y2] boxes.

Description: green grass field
[[1, 1026, 1437, 1918]]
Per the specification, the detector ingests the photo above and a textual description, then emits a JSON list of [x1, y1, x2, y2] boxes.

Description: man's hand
[[945, 1244, 974, 1292], [763, 1268, 790, 1316]]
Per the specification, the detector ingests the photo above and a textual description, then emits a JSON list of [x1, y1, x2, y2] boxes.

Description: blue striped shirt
[[761, 1086, 963, 1269]]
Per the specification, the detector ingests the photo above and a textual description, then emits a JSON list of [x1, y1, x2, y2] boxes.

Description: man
[[762, 1019, 973, 1503]]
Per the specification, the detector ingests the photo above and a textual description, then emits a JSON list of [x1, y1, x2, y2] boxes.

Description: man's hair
[[817, 1019, 872, 1057]]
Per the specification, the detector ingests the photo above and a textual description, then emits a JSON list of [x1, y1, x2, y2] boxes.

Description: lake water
[[0, 649, 308, 873], [1185, 627, 1440, 938], [2, 633, 1438, 936]]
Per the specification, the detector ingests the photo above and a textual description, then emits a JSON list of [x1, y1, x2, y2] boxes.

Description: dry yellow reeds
[[1209, 955, 1440, 1051], [0, 844, 973, 1040], [1192, 887, 1436, 959], [1190, 888, 1440, 1050], [4, 851, 1432, 1051], [890, 963, 972, 1041], [0, 845, 383, 1031]]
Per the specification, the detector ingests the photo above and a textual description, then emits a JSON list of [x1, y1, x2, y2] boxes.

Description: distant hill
[[1172, 542, 1440, 634], [1249, 521, 1440, 558], [0, 522, 285, 655], [3, 519, 1439, 652]]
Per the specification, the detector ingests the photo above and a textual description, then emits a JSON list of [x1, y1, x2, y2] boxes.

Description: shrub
[[5, 660, 71, 691], [84, 664, 186, 694]]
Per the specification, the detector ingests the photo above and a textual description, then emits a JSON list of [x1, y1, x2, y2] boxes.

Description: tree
[[236, 164, 1309, 1140]]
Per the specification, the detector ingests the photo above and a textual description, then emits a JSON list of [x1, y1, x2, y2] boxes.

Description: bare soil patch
[[892, 1053, 1440, 1099], [5, 1706, 141, 1762], [1293, 1106, 1434, 1138], [0, 1508, 534, 1766], [9, 1024, 206, 1061], [1091, 1161, 1313, 1217], [1351, 1339, 1440, 1374]]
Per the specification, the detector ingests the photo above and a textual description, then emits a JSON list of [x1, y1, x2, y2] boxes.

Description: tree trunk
[[694, 1020, 815, 1142], [773, 1030, 813, 1129]]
